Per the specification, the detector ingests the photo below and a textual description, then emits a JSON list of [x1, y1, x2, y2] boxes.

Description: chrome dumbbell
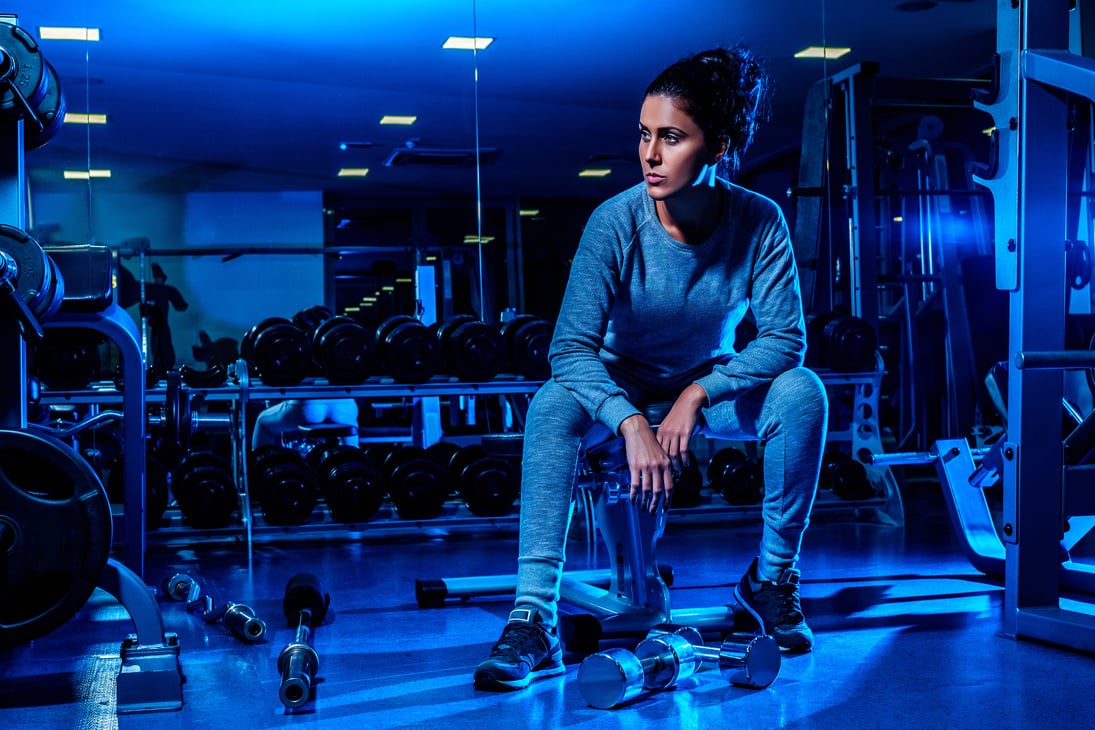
[[578, 626, 780, 709], [164, 572, 267, 644]]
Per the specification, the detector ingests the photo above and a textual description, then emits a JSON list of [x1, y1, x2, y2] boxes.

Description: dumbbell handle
[[641, 631, 781, 690]]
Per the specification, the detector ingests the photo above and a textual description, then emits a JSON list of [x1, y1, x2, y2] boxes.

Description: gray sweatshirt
[[548, 180, 806, 434]]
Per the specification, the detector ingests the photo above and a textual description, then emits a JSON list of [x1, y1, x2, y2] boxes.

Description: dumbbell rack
[[659, 359, 903, 532], [37, 355, 902, 570]]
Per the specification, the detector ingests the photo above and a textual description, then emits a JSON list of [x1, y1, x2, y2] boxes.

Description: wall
[[32, 189, 325, 369]]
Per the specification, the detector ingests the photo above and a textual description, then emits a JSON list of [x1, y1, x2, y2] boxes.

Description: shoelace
[[492, 623, 543, 657], [769, 583, 805, 624]]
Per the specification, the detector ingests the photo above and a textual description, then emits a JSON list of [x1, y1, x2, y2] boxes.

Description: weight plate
[[0, 429, 112, 646], [0, 24, 47, 112], [501, 315, 552, 378], [313, 316, 374, 384], [25, 60, 65, 151], [175, 450, 237, 528], [0, 224, 63, 322]]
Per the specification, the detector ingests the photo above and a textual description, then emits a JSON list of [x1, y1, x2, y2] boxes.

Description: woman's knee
[[526, 380, 592, 437], [770, 367, 828, 418]]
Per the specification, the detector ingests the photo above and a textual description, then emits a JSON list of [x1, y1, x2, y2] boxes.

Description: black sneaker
[[473, 608, 565, 690], [733, 558, 814, 653]]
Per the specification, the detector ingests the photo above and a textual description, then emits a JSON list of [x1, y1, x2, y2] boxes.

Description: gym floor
[[3, 476, 1094, 730]]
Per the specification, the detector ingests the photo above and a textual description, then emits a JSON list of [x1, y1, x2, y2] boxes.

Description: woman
[[474, 45, 828, 691]]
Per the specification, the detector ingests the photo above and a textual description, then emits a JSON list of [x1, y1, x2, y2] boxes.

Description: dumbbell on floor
[[578, 627, 780, 709]]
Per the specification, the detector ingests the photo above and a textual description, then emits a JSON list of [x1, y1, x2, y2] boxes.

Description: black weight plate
[[291, 304, 333, 334], [251, 318, 311, 386], [25, 60, 65, 151], [382, 320, 440, 384], [0, 224, 63, 322], [0, 429, 112, 646], [823, 315, 877, 373], [312, 445, 385, 523], [0, 24, 47, 112], [313, 316, 375, 384], [444, 319, 505, 382], [249, 446, 318, 526], [455, 447, 518, 517], [31, 328, 103, 390], [502, 315, 552, 378], [386, 446, 450, 520], [175, 450, 237, 529]]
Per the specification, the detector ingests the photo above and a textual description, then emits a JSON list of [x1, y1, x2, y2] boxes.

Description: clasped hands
[[618, 383, 708, 514]]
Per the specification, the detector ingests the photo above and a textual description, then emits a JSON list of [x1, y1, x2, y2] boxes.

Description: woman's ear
[[713, 136, 729, 164]]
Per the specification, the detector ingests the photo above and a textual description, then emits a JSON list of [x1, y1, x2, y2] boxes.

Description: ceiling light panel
[[442, 36, 493, 50], [39, 26, 100, 41]]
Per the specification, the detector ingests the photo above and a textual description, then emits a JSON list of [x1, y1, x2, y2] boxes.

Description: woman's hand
[[657, 383, 709, 472], [619, 414, 674, 514]]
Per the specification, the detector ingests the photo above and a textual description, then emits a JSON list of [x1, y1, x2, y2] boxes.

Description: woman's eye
[[665, 134, 679, 144]]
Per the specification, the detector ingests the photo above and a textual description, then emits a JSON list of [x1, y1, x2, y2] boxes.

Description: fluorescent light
[[443, 36, 493, 50], [464, 235, 495, 244], [519, 209, 540, 217], [39, 27, 100, 41], [579, 168, 612, 178], [64, 169, 111, 179], [794, 46, 851, 60], [64, 113, 108, 125], [380, 115, 417, 126], [337, 168, 370, 177], [395, 278, 413, 283]]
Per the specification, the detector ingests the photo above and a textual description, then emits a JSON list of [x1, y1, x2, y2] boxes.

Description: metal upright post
[[0, 116, 26, 430], [995, 0, 1095, 650]]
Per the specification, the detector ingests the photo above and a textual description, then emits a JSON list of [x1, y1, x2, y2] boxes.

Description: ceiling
[[7, 0, 998, 203]]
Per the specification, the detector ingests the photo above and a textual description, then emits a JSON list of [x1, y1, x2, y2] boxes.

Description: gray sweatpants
[[514, 366, 828, 628]]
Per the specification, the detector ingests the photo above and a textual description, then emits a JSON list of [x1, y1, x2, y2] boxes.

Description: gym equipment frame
[[971, 0, 1095, 652]]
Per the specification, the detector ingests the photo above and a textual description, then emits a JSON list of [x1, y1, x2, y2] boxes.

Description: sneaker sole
[[473, 652, 565, 691]]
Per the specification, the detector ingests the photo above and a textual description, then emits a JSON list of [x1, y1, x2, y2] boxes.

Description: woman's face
[[638, 94, 722, 200]]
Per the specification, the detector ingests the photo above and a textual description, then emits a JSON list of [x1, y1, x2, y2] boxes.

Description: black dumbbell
[[241, 317, 312, 386], [112, 363, 162, 391], [249, 445, 321, 526], [31, 328, 103, 390], [500, 314, 553, 379], [377, 445, 451, 520], [578, 628, 781, 709], [306, 442, 386, 523], [820, 449, 875, 501], [292, 305, 376, 384], [429, 442, 519, 517], [707, 447, 764, 506], [180, 362, 229, 389], [374, 315, 441, 384], [173, 450, 238, 529], [671, 452, 703, 508], [311, 315, 376, 385], [807, 311, 877, 372], [434, 315, 506, 382]]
